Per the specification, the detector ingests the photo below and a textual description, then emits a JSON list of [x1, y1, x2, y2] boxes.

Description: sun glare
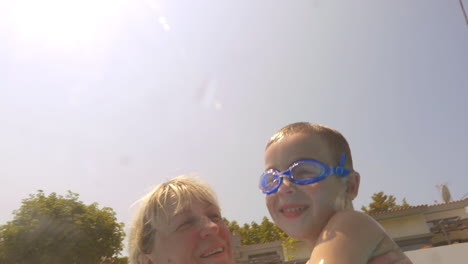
[[6, 0, 128, 48]]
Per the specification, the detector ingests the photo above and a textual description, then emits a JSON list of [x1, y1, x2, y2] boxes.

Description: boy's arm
[[308, 210, 389, 264]]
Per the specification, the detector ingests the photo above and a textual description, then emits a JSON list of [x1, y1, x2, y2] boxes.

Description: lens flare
[[6, 0, 128, 48]]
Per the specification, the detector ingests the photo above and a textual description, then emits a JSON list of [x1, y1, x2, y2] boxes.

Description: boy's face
[[264, 132, 346, 243]]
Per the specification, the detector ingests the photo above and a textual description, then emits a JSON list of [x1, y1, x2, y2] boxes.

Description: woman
[[128, 175, 234, 264]]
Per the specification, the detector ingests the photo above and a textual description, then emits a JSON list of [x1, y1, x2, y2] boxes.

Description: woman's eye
[[177, 218, 195, 230], [210, 213, 222, 222]]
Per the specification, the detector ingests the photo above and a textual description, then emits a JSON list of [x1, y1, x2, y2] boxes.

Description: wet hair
[[266, 122, 354, 170], [128, 175, 220, 264]]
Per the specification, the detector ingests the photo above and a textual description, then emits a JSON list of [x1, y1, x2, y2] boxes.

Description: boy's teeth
[[283, 207, 305, 213], [202, 247, 223, 257]]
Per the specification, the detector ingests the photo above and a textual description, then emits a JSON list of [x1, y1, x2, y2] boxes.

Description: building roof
[[369, 198, 468, 220]]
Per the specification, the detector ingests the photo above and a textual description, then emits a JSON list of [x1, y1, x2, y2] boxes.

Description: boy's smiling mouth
[[280, 205, 308, 218]]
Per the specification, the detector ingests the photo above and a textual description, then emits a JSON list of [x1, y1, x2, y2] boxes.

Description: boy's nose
[[277, 176, 296, 194], [200, 217, 219, 238]]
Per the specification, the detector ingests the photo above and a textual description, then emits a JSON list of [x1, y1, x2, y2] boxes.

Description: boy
[[259, 122, 412, 264]]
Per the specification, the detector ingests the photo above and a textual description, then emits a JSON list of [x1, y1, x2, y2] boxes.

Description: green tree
[[398, 198, 411, 209], [0, 190, 125, 264], [258, 216, 283, 243], [361, 192, 411, 214], [224, 217, 296, 244], [224, 217, 298, 259], [240, 222, 257, 245], [224, 218, 241, 235]]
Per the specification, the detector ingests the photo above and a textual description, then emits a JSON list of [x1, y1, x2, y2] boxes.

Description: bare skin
[[308, 210, 412, 264]]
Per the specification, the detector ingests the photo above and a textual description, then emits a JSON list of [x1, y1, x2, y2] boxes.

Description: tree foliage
[[224, 216, 296, 245], [0, 190, 125, 264], [224, 216, 298, 259], [361, 191, 411, 214]]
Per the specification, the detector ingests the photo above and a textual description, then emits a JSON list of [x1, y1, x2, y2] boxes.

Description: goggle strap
[[339, 153, 346, 167], [333, 167, 343, 176]]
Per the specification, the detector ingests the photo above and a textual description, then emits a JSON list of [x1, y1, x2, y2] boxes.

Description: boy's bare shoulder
[[327, 210, 385, 235], [313, 210, 409, 263], [310, 210, 387, 263]]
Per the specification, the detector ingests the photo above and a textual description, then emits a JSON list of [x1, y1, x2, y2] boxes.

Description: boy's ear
[[345, 171, 360, 200]]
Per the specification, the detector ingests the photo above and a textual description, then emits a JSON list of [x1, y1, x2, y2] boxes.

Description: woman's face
[[144, 200, 234, 264]]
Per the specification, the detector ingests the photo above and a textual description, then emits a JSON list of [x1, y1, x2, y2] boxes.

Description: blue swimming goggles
[[259, 153, 351, 194]]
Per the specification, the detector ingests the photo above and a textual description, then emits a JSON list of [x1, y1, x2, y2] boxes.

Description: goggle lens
[[260, 170, 280, 193], [290, 162, 325, 181]]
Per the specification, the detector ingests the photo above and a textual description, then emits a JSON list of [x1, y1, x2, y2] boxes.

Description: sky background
[[1, 0, 467, 252]]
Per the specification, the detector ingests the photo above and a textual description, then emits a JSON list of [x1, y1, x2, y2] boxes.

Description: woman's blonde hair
[[128, 175, 219, 264]]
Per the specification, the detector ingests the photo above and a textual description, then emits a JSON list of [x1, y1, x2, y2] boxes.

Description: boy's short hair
[[128, 175, 219, 264], [266, 122, 354, 170]]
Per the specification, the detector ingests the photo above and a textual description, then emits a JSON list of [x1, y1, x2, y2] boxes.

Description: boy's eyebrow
[[265, 157, 319, 171], [264, 161, 282, 171]]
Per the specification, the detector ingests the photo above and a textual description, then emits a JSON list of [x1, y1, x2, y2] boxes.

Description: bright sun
[[6, 0, 128, 48]]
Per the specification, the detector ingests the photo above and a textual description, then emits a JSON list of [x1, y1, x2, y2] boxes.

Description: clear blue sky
[[1, 0, 467, 245]]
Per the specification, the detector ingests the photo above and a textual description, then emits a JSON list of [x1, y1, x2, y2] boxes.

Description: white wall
[[425, 208, 468, 222], [405, 243, 468, 264], [379, 214, 430, 239]]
